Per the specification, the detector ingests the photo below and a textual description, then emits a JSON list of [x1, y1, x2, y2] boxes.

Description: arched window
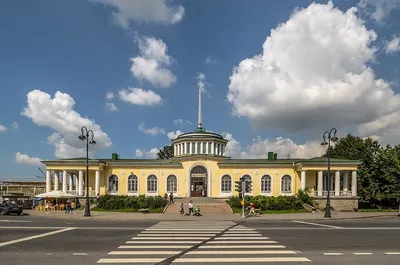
[[128, 174, 138, 192], [281, 175, 292, 193], [167, 175, 177, 193], [108, 175, 118, 192], [242, 174, 251, 182], [261, 175, 272, 193], [147, 175, 157, 192], [221, 175, 232, 193]]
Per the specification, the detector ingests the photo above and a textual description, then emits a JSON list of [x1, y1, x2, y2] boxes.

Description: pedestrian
[[65, 199, 71, 214], [96, 193, 100, 203], [169, 192, 174, 204], [71, 200, 76, 214], [45, 202, 50, 214], [249, 202, 255, 215], [188, 200, 194, 215], [179, 203, 184, 215]]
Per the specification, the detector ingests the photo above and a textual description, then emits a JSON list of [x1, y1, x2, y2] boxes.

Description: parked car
[[0, 203, 23, 215]]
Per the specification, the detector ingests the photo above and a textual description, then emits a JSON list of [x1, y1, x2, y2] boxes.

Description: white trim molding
[[280, 174, 293, 196], [146, 174, 159, 197], [260, 174, 273, 196], [126, 173, 139, 197], [107, 174, 120, 195], [166, 174, 179, 197]]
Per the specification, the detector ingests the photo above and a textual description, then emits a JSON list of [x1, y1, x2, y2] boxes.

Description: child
[[179, 203, 184, 215]]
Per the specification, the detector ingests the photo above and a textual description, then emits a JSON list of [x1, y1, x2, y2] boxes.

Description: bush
[[97, 195, 167, 211], [227, 194, 305, 211], [297, 188, 314, 205]]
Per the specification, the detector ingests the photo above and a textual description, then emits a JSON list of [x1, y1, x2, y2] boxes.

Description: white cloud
[[15, 152, 43, 167], [385, 36, 400, 54], [119, 87, 162, 106], [89, 0, 184, 29], [167, 130, 183, 140], [227, 2, 400, 145], [197, 73, 206, 92], [106, 92, 114, 100], [21, 90, 112, 158], [10, 121, 18, 129], [173, 119, 192, 125], [131, 36, 176, 88], [0, 124, 6, 132], [139, 123, 166, 136], [135, 148, 158, 158], [358, 0, 400, 23], [105, 102, 118, 112], [205, 56, 217, 64], [222, 133, 325, 159]]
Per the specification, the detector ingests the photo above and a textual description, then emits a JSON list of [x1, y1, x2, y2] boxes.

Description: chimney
[[267, 152, 274, 160], [273, 153, 277, 160]]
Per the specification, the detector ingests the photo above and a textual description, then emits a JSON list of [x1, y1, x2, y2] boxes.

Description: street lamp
[[321, 128, 339, 218], [78, 126, 96, 217]]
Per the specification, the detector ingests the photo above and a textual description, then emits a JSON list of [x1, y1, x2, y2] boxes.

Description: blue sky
[[0, 0, 400, 180]]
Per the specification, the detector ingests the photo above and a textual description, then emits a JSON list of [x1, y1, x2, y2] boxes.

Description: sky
[[1, 0, 400, 180]]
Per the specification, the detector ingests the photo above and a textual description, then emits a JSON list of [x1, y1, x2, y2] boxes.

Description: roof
[[175, 128, 226, 141]]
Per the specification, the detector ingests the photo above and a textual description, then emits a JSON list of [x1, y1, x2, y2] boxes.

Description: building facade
[[41, 87, 361, 211]]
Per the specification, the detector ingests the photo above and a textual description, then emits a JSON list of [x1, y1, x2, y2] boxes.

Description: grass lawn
[[358, 208, 398, 212], [231, 207, 310, 214], [91, 207, 164, 213]]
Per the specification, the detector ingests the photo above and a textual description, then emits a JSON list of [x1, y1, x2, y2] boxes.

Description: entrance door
[[190, 165, 208, 197], [191, 177, 206, 197]]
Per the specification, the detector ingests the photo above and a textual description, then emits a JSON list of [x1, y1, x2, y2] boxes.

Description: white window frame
[[221, 175, 232, 194], [146, 175, 158, 196], [127, 174, 138, 196], [242, 174, 253, 196], [166, 175, 178, 195], [280, 174, 293, 195], [260, 174, 272, 195], [107, 174, 119, 195]]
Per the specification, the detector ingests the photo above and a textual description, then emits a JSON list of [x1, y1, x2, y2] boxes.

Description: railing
[[340, 190, 352, 197], [313, 190, 352, 197]]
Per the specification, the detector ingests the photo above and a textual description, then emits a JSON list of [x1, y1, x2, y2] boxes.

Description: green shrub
[[227, 194, 305, 211], [97, 195, 167, 210], [297, 188, 314, 205]]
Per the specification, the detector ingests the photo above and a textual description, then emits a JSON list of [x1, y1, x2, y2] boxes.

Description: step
[[165, 202, 232, 214]]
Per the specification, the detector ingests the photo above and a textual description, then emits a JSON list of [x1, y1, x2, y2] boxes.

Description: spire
[[197, 84, 203, 129]]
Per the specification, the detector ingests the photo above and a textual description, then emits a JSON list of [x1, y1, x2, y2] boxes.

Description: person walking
[[71, 200, 76, 214], [65, 199, 71, 214], [188, 200, 194, 215], [179, 203, 184, 215], [169, 192, 174, 204]]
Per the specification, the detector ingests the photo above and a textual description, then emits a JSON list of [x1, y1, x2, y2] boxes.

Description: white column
[[74, 175, 78, 193], [46, 170, 51, 192], [78, 170, 84, 196], [184, 142, 187, 154], [62, 170, 67, 192], [335, 171, 340, 197], [343, 172, 349, 192], [211, 142, 214, 155], [195, 142, 198, 154], [68, 174, 73, 192], [317, 171, 323, 196], [54, 172, 59, 191], [95, 170, 100, 196], [351, 170, 357, 196], [174, 144, 177, 156], [189, 142, 192, 154], [301, 170, 306, 190], [206, 142, 209, 154]]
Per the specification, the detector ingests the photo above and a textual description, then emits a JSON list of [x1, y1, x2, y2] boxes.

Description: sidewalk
[[26, 209, 397, 221]]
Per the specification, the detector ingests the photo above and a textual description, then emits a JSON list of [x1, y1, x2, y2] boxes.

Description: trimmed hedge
[[97, 195, 167, 211], [227, 190, 313, 211]]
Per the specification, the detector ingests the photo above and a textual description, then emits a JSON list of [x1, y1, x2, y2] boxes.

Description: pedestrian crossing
[[97, 221, 311, 264]]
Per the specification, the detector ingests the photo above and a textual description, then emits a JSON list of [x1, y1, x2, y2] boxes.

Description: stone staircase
[[165, 197, 232, 214]]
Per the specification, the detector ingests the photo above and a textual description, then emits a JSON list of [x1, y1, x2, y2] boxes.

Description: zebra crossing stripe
[[109, 251, 180, 255], [98, 258, 164, 263], [185, 250, 297, 255], [172, 257, 311, 262], [199, 245, 285, 249]]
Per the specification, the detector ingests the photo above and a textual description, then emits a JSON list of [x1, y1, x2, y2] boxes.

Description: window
[[108, 175, 118, 192], [242, 174, 251, 182], [196, 142, 201, 154], [221, 145, 224, 156], [202, 142, 206, 154], [281, 175, 292, 193], [147, 175, 157, 192], [261, 175, 272, 193], [208, 142, 212, 154], [186, 143, 190, 154], [221, 175, 232, 192], [128, 174, 138, 192], [191, 142, 195, 153], [167, 175, 177, 192]]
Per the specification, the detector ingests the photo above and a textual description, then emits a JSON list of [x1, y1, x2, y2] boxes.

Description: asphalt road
[[0, 214, 399, 265]]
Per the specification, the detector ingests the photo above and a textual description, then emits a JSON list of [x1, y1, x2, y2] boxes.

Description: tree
[[157, 145, 174, 159]]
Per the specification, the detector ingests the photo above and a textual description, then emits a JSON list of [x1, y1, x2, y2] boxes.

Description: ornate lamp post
[[78, 126, 96, 217], [321, 128, 339, 218]]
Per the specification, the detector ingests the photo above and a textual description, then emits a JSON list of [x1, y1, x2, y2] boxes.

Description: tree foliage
[[156, 145, 174, 159], [325, 134, 400, 208]]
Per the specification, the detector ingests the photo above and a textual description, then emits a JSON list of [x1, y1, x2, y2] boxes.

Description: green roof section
[[175, 130, 225, 140]]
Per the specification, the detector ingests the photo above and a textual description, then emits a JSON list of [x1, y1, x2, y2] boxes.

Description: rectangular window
[[202, 142, 206, 154], [208, 142, 212, 154], [186, 143, 190, 154], [197, 142, 201, 154], [191, 142, 195, 153]]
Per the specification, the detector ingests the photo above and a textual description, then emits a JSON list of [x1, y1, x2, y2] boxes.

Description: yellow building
[[41, 87, 361, 211]]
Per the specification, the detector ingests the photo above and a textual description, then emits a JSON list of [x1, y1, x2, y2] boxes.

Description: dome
[[176, 128, 225, 140]]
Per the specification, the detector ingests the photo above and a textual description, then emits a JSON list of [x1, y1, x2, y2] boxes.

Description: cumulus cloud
[[173, 119, 192, 125], [227, 2, 400, 145], [131, 36, 176, 88], [119, 87, 162, 106], [139, 123, 166, 136], [105, 92, 114, 100], [15, 152, 43, 167], [358, 0, 400, 23], [205, 56, 217, 64], [105, 102, 118, 112], [385, 36, 400, 54], [21, 90, 112, 158], [0, 124, 6, 132], [89, 0, 184, 29], [222, 133, 325, 159], [10, 121, 18, 129], [135, 148, 159, 158], [167, 130, 183, 140]]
